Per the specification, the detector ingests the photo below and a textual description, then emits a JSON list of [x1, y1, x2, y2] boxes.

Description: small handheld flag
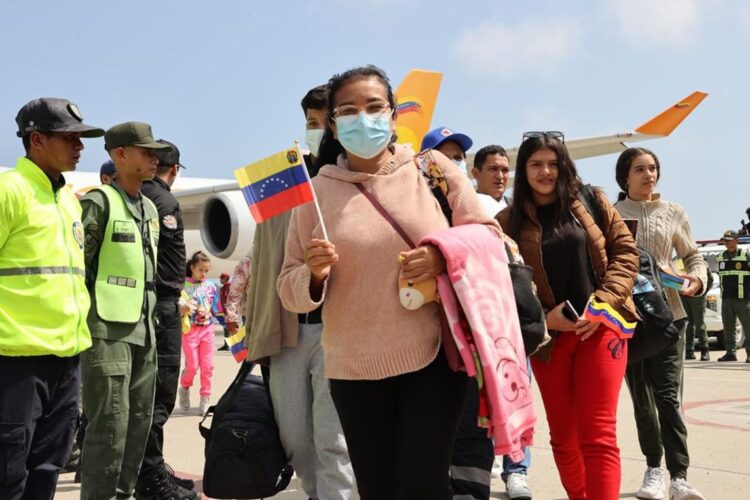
[[234, 147, 315, 223], [583, 296, 637, 338], [226, 327, 248, 363]]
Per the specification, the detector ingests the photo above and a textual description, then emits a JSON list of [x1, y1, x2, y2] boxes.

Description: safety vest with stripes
[[93, 184, 158, 323], [718, 247, 750, 299], [0, 157, 91, 356]]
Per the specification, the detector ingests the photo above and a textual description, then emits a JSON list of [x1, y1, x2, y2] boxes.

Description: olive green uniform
[[79, 181, 159, 500]]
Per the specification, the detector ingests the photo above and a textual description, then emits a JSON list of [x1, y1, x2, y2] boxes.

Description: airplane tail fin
[[394, 69, 443, 150], [635, 91, 708, 136]]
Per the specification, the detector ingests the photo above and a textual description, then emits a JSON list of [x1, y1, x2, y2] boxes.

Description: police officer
[[0, 98, 103, 500], [716, 229, 750, 362], [137, 140, 197, 499], [79, 122, 170, 500]]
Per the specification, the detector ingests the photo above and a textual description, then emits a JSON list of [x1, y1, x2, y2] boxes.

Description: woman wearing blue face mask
[[277, 65, 499, 499]]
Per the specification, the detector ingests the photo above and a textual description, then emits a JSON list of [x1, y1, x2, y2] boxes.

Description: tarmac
[[55, 332, 750, 499]]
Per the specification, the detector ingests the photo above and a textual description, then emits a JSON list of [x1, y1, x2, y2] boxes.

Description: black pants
[[0, 355, 80, 500], [329, 350, 468, 500], [139, 298, 182, 478], [450, 379, 494, 500], [625, 319, 689, 479]]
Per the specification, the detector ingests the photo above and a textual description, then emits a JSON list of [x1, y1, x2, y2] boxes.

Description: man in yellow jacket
[[0, 98, 103, 500]]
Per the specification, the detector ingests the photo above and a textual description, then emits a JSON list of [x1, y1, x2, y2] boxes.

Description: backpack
[[579, 185, 679, 364], [416, 151, 547, 356], [199, 361, 293, 499]]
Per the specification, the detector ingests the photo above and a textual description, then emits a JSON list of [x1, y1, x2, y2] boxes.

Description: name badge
[[112, 220, 136, 243]]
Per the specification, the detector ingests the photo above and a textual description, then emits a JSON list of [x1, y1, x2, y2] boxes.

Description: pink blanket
[[421, 224, 535, 461]]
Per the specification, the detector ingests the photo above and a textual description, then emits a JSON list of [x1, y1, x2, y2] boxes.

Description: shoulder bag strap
[[354, 183, 415, 249], [415, 152, 453, 226]]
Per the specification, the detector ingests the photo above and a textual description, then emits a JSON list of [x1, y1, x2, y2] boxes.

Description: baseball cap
[[721, 229, 739, 241], [156, 139, 186, 169], [15, 98, 104, 138], [104, 122, 172, 151], [420, 126, 473, 153], [99, 160, 116, 177]]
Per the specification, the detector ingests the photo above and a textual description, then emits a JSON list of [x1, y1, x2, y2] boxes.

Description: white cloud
[[607, 0, 704, 49], [452, 17, 583, 80]]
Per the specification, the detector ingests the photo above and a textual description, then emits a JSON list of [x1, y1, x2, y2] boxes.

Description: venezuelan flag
[[226, 327, 248, 363], [234, 148, 314, 223], [583, 297, 636, 338]]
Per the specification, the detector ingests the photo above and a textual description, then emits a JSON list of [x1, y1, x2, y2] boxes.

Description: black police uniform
[[139, 175, 186, 478]]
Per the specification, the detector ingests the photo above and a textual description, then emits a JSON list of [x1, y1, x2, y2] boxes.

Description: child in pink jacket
[[179, 251, 223, 415]]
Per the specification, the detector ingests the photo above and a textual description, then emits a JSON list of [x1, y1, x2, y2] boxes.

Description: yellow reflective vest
[[93, 184, 158, 323], [718, 247, 750, 299], [0, 157, 91, 356]]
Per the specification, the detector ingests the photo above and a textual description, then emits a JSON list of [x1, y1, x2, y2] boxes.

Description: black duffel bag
[[628, 247, 680, 364], [578, 185, 679, 364], [199, 361, 293, 499]]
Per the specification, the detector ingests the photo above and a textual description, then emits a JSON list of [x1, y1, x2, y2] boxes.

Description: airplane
[[0, 74, 707, 277]]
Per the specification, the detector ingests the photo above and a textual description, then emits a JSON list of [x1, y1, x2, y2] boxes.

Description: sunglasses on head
[[522, 131, 565, 143]]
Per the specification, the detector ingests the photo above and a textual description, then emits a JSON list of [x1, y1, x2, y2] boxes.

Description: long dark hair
[[186, 250, 210, 278], [315, 65, 398, 169], [508, 136, 582, 239], [615, 147, 661, 201]]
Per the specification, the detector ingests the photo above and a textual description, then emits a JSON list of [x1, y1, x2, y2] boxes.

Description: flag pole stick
[[296, 141, 329, 241]]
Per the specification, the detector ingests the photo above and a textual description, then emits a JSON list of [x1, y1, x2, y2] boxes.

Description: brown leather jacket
[[497, 189, 639, 327]]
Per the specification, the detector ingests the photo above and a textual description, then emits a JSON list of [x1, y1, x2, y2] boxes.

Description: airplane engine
[[200, 191, 256, 261]]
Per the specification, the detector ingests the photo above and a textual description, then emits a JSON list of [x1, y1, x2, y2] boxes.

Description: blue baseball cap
[[99, 159, 116, 177], [420, 126, 473, 153]]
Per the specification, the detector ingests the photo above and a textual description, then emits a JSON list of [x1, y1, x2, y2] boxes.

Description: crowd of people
[[2, 64, 746, 500]]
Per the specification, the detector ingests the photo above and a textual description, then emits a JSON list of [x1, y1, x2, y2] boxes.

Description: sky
[[0, 0, 747, 240]]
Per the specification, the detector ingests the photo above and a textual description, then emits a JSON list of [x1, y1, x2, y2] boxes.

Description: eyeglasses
[[332, 101, 391, 119], [522, 131, 565, 143]]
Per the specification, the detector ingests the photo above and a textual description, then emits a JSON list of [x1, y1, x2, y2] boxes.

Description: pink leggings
[[180, 324, 214, 397], [531, 327, 627, 500]]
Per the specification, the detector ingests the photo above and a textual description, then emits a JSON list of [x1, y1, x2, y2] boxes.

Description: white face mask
[[452, 159, 467, 172], [305, 128, 325, 157]]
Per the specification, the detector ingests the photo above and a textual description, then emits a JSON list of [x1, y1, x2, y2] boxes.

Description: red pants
[[531, 328, 627, 500], [180, 324, 215, 397]]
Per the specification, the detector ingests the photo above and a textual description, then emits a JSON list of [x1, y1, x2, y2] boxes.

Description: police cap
[[104, 122, 172, 151], [15, 98, 104, 138]]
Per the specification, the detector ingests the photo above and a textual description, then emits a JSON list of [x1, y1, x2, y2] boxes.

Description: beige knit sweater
[[614, 194, 707, 321], [277, 145, 500, 380]]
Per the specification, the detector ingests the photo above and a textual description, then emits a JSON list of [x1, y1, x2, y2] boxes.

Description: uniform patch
[[72, 221, 84, 249], [162, 215, 178, 230], [737, 262, 743, 270], [112, 220, 136, 243]]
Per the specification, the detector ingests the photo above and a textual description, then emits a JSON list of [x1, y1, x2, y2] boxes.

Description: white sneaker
[[636, 467, 666, 499], [491, 458, 502, 479], [669, 478, 705, 500], [199, 396, 210, 415], [505, 472, 532, 500], [178, 386, 190, 411]]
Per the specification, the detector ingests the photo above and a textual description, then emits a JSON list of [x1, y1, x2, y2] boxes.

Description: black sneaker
[[164, 463, 195, 491], [685, 350, 696, 360], [717, 353, 738, 362], [217, 342, 230, 351], [135, 468, 198, 500], [700, 349, 710, 361]]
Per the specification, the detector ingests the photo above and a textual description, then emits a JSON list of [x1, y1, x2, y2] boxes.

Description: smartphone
[[623, 218, 638, 238], [561, 300, 580, 322]]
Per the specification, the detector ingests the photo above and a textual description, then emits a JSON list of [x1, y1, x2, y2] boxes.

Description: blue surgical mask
[[452, 159, 467, 172], [335, 112, 392, 159], [305, 128, 324, 157]]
